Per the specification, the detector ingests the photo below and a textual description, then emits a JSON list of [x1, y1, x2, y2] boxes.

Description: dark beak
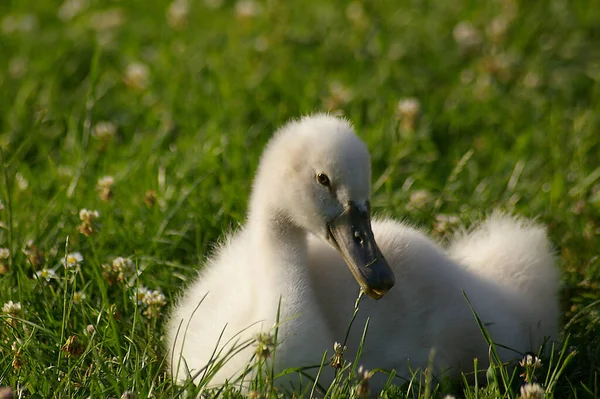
[[327, 202, 395, 299]]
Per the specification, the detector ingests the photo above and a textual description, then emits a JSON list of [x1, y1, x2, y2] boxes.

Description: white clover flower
[[62, 252, 83, 269], [397, 98, 420, 119], [85, 324, 96, 336], [11, 339, 23, 352], [520, 354, 542, 368], [0, 248, 10, 259], [433, 214, 461, 234], [453, 21, 481, 49], [120, 390, 137, 399], [112, 257, 135, 282], [143, 289, 167, 307], [124, 62, 150, 90], [1, 13, 37, 35], [235, 0, 262, 18], [330, 341, 347, 369], [97, 176, 115, 190], [58, 0, 88, 21], [166, 0, 189, 29], [443, 396, 457, 399], [132, 286, 151, 305], [333, 342, 346, 354], [397, 97, 421, 131], [487, 16, 510, 43], [73, 291, 87, 304], [93, 121, 117, 140], [408, 189, 431, 210], [520, 383, 545, 399], [132, 286, 167, 318], [356, 365, 371, 397], [34, 268, 58, 282], [2, 301, 22, 315], [79, 208, 99, 222], [97, 176, 115, 201], [89, 8, 125, 31], [78, 209, 100, 236], [15, 172, 28, 190], [323, 82, 354, 110], [356, 365, 370, 380]]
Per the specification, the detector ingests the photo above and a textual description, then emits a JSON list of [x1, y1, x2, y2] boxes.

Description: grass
[[0, 0, 599, 397]]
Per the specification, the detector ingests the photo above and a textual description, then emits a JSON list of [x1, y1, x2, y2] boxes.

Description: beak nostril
[[353, 230, 363, 246]]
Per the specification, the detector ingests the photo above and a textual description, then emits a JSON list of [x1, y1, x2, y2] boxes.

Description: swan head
[[252, 114, 395, 299]]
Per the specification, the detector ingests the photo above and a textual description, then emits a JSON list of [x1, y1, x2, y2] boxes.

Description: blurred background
[[0, 0, 598, 396]]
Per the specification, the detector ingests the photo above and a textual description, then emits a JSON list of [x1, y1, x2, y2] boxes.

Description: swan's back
[[306, 214, 560, 380], [448, 214, 560, 342]]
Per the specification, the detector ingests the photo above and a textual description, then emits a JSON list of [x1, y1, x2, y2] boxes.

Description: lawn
[[0, 0, 598, 397]]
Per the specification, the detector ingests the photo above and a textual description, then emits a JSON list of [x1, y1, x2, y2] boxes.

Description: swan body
[[166, 115, 559, 390]]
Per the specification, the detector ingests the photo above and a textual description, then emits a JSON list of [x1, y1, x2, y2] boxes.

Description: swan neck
[[248, 207, 307, 259]]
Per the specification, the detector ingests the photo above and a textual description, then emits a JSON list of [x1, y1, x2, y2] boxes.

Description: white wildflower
[[408, 189, 431, 210], [167, 0, 189, 29], [144, 289, 167, 307], [453, 21, 481, 50], [356, 365, 371, 398], [97, 176, 114, 190], [92, 121, 117, 140], [112, 257, 135, 282], [85, 324, 96, 336], [62, 252, 83, 269], [254, 332, 274, 359], [79, 208, 99, 222], [78, 209, 100, 236], [124, 62, 150, 90], [323, 81, 354, 110], [520, 383, 545, 399], [397, 98, 420, 119], [73, 291, 87, 304], [2, 301, 22, 315], [433, 214, 461, 234], [15, 172, 28, 190], [34, 268, 58, 282], [397, 97, 421, 131], [132, 286, 167, 319], [97, 175, 115, 201], [58, 0, 88, 21], [0, 248, 10, 259], [520, 354, 542, 368], [89, 8, 125, 31], [487, 15, 510, 42], [3, 302, 23, 327], [235, 0, 261, 18], [1, 13, 37, 35], [120, 390, 137, 399], [330, 341, 346, 369]]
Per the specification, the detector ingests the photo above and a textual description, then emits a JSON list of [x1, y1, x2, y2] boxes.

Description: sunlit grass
[[1, 0, 599, 397]]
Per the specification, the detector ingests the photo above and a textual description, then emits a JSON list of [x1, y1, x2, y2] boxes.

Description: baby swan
[[167, 114, 394, 385], [167, 115, 560, 390]]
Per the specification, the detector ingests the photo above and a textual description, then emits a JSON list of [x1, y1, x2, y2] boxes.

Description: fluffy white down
[[166, 115, 560, 391]]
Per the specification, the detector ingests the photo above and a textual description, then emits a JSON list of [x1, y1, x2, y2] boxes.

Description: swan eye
[[316, 173, 330, 186]]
